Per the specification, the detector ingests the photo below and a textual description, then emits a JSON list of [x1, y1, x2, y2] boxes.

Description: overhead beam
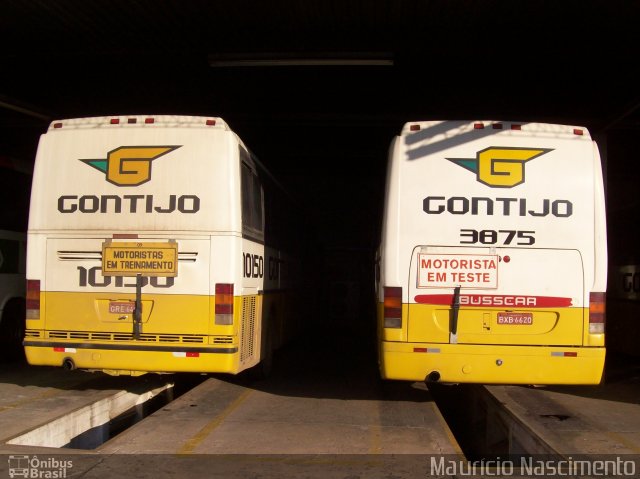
[[0, 95, 52, 122]]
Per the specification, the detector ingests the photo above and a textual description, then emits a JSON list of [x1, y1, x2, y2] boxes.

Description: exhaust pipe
[[426, 371, 441, 383], [62, 358, 76, 371]]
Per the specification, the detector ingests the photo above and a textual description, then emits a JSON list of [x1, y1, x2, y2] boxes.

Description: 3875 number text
[[460, 229, 535, 245]]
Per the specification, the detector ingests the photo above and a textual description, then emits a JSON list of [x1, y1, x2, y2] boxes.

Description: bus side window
[[241, 162, 265, 242]]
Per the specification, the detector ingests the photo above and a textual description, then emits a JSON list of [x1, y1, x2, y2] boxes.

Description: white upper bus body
[[378, 120, 607, 384], [26, 115, 290, 375]]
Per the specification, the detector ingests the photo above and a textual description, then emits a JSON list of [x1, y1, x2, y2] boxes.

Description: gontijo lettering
[[57, 194, 200, 214], [423, 196, 573, 217]]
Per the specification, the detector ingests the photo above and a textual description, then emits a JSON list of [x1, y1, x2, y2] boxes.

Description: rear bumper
[[379, 341, 606, 385], [24, 339, 240, 375]]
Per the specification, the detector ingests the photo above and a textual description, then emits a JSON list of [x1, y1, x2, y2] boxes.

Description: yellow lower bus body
[[24, 341, 240, 376], [23, 291, 275, 375], [378, 303, 606, 385], [379, 341, 605, 385]]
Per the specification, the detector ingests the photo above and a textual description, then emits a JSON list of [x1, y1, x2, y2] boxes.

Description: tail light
[[589, 292, 605, 334], [26, 279, 40, 319], [215, 283, 234, 325], [383, 286, 402, 328]]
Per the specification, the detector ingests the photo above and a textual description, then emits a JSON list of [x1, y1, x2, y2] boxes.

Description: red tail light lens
[[26, 279, 40, 319], [589, 292, 605, 334], [383, 286, 402, 328], [215, 283, 234, 325]]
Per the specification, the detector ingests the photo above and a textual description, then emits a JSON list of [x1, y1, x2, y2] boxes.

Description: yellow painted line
[[604, 431, 640, 453], [178, 388, 253, 454]]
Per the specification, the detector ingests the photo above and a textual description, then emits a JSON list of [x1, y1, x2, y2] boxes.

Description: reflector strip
[[551, 352, 578, 357], [53, 347, 77, 353], [413, 347, 441, 353], [110, 118, 120, 125], [173, 352, 201, 358]]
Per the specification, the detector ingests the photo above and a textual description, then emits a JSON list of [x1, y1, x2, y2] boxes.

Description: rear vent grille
[[24, 330, 42, 338], [48, 331, 70, 339], [212, 336, 233, 344], [69, 332, 90, 339], [240, 297, 256, 363], [183, 335, 206, 343], [45, 330, 206, 344], [91, 333, 111, 340]]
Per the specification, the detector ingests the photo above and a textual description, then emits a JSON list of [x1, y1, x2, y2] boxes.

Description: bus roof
[[400, 121, 592, 140], [48, 115, 231, 132]]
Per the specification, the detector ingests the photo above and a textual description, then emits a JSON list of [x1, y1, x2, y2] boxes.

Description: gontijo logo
[[81, 146, 180, 186], [447, 147, 552, 188]]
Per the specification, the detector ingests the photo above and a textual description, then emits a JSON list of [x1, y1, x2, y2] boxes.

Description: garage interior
[[1, 0, 639, 356]]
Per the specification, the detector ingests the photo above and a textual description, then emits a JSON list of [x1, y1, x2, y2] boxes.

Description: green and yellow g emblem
[[81, 146, 181, 186], [448, 147, 552, 188]]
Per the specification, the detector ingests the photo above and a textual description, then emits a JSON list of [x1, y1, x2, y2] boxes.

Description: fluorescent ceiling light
[[208, 52, 394, 67]]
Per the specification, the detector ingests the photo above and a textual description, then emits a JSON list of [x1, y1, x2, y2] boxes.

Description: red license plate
[[497, 312, 533, 325], [109, 301, 136, 314]]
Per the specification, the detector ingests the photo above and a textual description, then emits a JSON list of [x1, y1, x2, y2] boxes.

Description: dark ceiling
[[1, 0, 640, 250]]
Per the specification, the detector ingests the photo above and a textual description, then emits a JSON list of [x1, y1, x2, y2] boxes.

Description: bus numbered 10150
[[377, 120, 607, 385], [25, 115, 298, 376]]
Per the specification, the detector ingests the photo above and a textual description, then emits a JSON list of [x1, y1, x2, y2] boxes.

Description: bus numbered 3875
[[376, 120, 607, 385], [25, 115, 298, 376]]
